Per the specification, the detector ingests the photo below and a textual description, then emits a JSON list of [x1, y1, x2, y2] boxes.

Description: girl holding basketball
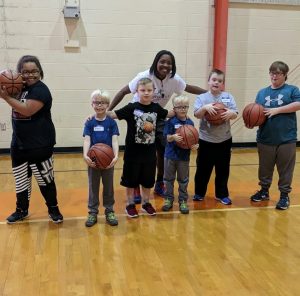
[[162, 95, 199, 214], [108, 50, 206, 201], [193, 69, 238, 205], [83, 89, 119, 227], [0, 55, 63, 223]]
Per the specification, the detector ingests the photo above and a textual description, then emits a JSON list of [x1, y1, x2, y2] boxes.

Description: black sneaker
[[250, 189, 269, 202], [276, 196, 290, 210], [6, 209, 29, 224], [85, 214, 97, 227], [105, 211, 118, 226], [48, 206, 63, 224]]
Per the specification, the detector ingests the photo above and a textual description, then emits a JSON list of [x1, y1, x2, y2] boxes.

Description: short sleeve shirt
[[128, 70, 186, 107], [194, 91, 238, 143], [83, 116, 119, 147]]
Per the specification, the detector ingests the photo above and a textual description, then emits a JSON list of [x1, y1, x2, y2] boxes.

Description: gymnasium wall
[[0, 0, 213, 149], [1, 1, 300, 150]]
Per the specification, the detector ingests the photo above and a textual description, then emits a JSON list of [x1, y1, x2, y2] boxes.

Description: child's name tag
[[134, 109, 144, 117], [94, 126, 104, 132], [175, 124, 182, 129], [222, 98, 230, 103]]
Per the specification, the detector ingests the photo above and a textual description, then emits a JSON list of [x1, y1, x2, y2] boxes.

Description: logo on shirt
[[264, 94, 284, 106]]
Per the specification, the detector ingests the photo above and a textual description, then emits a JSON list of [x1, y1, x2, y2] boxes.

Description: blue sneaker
[[193, 194, 204, 201], [215, 197, 232, 205], [134, 187, 142, 204], [275, 196, 290, 210], [154, 181, 165, 196]]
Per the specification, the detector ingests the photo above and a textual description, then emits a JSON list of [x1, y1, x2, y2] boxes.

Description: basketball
[[143, 121, 153, 133], [242, 103, 266, 128], [87, 143, 114, 169], [176, 124, 199, 149], [0, 69, 23, 96], [204, 102, 226, 125]]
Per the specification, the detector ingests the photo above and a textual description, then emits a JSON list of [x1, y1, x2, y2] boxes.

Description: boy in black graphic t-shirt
[[107, 78, 173, 218]]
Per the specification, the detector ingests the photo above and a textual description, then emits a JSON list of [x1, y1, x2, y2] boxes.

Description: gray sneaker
[[179, 201, 189, 214], [162, 198, 173, 211], [105, 211, 118, 226]]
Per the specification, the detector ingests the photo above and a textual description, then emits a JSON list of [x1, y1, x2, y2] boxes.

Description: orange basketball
[[87, 143, 114, 169], [243, 103, 266, 128], [0, 69, 23, 96], [143, 121, 153, 133], [176, 124, 199, 149], [204, 102, 226, 125]]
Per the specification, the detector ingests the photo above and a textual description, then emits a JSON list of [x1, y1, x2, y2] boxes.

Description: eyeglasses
[[174, 106, 189, 110], [269, 71, 284, 77], [21, 69, 40, 76], [92, 101, 108, 106]]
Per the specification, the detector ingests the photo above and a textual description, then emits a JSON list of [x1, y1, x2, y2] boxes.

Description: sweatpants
[[87, 166, 115, 215], [257, 142, 296, 195], [194, 138, 232, 198], [163, 158, 189, 202], [11, 146, 58, 211]]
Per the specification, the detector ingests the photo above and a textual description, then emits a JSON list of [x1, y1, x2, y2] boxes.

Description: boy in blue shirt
[[83, 90, 119, 227], [250, 61, 300, 210], [162, 95, 199, 214]]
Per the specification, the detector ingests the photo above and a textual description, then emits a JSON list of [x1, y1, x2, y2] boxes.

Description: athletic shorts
[[120, 160, 156, 188]]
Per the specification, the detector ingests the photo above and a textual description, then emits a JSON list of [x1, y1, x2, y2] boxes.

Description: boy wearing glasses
[[193, 69, 238, 205], [83, 90, 119, 227], [162, 95, 199, 214], [250, 61, 300, 210]]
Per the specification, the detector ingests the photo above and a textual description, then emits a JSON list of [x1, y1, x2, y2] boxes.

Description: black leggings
[[11, 146, 58, 211]]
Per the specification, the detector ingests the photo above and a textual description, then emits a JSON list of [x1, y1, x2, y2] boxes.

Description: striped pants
[[11, 146, 58, 211]]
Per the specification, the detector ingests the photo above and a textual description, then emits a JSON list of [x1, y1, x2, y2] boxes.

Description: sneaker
[[85, 214, 97, 227], [162, 198, 173, 211], [193, 194, 204, 201], [126, 204, 139, 218], [48, 206, 64, 224], [215, 197, 232, 205], [276, 196, 290, 210], [134, 187, 142, 204], [142, 202, 156, 216], [6, 209, 29, 224], [179, 201, 189, 214], [154, 181, 165, 196], [250, 189, 269, 202], [105, 211, 118, 226]]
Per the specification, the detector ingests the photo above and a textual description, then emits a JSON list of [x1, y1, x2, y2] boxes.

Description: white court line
[[1, 204, 300, 225]]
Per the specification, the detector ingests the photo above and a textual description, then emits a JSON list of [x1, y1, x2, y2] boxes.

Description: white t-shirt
[[128, 70, 186, 107]]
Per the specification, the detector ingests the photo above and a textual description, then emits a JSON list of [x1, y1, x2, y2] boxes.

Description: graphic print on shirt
[[264, 94, 284, 107], [134, 109, 157, 144], [12, 91, 31, 120]]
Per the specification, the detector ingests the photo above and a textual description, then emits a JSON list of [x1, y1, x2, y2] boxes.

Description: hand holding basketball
[[87, 143, 115, 169], [205, 102, 227, 125], [175, 124, 199, 149], [243, 103, 266, 129], [0, 69, 23, 97]]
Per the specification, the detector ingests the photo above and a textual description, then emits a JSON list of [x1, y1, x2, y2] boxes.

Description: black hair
[[269, 61, 289, 81], [149, 50, 176, 78], [16, 55, 44, 79]]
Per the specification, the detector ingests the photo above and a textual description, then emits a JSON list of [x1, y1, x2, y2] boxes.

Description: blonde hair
[[90, 89, 110, 103], [137, 77, 154, 88], [172, 94, 189, 107]]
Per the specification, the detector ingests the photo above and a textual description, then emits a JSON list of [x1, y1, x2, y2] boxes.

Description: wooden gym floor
[[1, 148, 300, 295]]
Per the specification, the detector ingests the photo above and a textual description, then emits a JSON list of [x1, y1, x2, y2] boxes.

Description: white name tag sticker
[[222, 98, 230, 103], [94, 126, 104, 132], [134, 109, 144, 117], [175, 124, 182, 129]]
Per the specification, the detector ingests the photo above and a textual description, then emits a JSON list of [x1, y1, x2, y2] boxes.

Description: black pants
[[194, 138, 232, 198], [11, 146, 58, 211], [155, 119, 167, 182]]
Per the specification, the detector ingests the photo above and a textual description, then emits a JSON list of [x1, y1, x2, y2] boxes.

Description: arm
[[264, 102, 300, 118], [0, 87, 44, 117], [194, 104, 217, 119], [108, 85, 131, 111], [106, 111, 118, 119], [83, 136, 96, 168], [185, 84, 206, 95], [167, 134, 183, 143], [107, 135, 119, 168]]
